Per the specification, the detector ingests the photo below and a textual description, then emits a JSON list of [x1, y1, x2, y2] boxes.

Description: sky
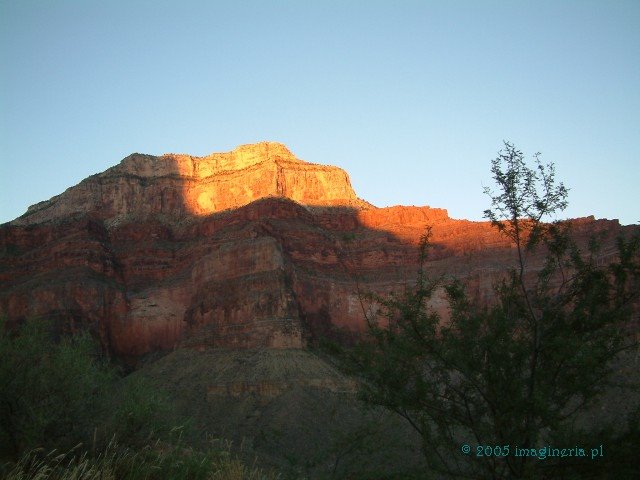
[[1, 0, 638, 225]]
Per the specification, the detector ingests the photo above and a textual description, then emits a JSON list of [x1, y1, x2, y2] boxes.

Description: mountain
[[0, 141, 630, 362], [1, 141, 636, 476], [13, 142, 366, 225]]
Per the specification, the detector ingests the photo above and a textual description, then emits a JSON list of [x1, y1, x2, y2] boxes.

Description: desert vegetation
[[0, 317, 280, 480], [334, 143, 640, 478]]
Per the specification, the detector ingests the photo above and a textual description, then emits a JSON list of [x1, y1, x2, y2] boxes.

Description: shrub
[[338, 143, 640, 478], [0, 318, 113, 458]]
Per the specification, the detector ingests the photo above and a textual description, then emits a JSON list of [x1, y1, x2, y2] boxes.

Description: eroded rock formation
[[15, 142, 366, 226], [0, 142, 633, 363]]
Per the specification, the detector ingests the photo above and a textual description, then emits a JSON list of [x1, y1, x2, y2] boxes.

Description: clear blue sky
[[1, 0, 638, 225]]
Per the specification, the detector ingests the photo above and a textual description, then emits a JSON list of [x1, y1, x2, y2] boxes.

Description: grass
[[2, 437, 282, 480]]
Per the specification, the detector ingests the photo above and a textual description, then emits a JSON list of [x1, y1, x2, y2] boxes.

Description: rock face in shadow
[[133, 347, 426, 477], [0, 142, 634, 363]]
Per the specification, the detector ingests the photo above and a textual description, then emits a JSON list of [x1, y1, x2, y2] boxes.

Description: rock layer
[[15, 142, 366, 226], [0, 142, 634, 362]]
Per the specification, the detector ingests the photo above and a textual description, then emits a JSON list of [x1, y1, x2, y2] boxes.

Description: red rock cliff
[[0, 142, 634, 363], [14, 142, 366, 226]]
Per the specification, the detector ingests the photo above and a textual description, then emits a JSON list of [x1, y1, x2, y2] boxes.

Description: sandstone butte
[[0, 141, 634, 363]]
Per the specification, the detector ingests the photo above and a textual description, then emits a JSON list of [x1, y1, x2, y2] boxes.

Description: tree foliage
[[0, 318, 174, 461], [0, 318, 113, 458], [0, 319, 284, 478], [340, 142, 640, 479]]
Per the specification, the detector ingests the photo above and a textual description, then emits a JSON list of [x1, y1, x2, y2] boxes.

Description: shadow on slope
[[133, 347, 427, 479]]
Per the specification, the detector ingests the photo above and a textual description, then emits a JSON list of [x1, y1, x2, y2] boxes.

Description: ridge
[[12, 142, 366, 225]]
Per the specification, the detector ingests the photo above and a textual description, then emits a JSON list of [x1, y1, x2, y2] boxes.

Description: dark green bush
[[0, 318, 113, 458]]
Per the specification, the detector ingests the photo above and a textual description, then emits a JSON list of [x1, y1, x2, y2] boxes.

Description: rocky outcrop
[[0, 142, 634, 363], [14, 142, 366, 226]]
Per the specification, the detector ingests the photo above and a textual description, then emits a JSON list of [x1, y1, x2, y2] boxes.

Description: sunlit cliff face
[[9, 140, 590, 362], [12, 142, 367, 225], [10, 140, 452, 260], [167, 141, 364, 216]]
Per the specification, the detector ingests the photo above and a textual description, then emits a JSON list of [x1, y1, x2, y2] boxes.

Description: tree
[[0, 318, 113, 458], [0, 318, 176, 460], [339, 142, 640, 479]]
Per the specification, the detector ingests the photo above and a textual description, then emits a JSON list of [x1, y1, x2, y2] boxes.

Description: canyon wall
[[0, 142, 632, 362]]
